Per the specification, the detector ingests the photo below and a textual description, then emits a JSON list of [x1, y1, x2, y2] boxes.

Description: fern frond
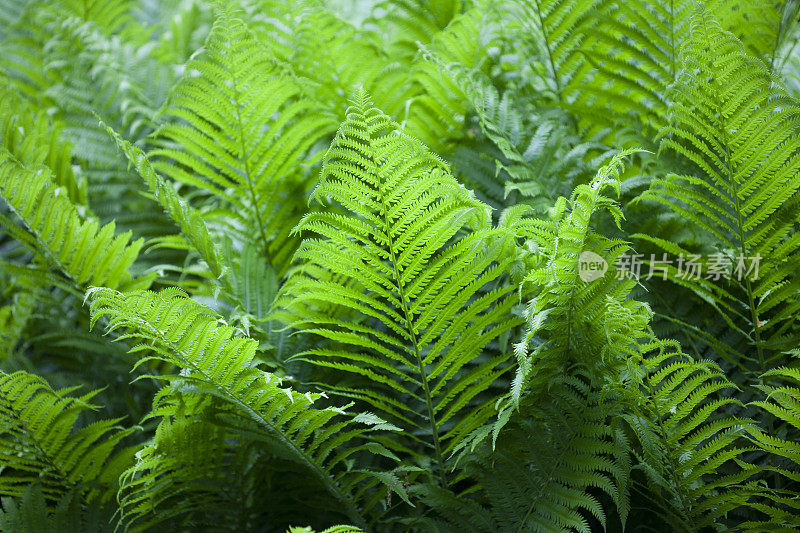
[[105, 125, 225, 281], [638, 9, 800, 368], [749, 367, 800, 477], [151, 3, 338, 274], [287, 526, 363, 533], [403, 9, 489, 152], [615, 339, 791, 531], [0, 87, 88, 207], [0, 370, 136, 503], [0, 268, 41, 360], [88, 287, 397, 529], [430, 374, 631, 532], [278, 88, 524, 485], [0, 483, 115, 533], [508, 150, 639, 405], [708, 0, 799, 72], [372, 0, 464, 62], [0, 148, 152, 291], [493, 0, 600, 106], [576, 0, 693, 133]]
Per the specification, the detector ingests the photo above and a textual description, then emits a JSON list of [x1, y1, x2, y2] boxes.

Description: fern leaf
[[638, 9, 800, 368], [0, 483, 115, 533], [0, 370, 136, 503], [0, 148, 152, 291], [88, 287, 396, 529], [278, 88, 524, 485], [576, 0, 693, 133], [151, 3, 338, 274]]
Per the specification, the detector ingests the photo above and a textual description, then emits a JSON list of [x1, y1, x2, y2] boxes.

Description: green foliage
[[278, 89, 523, 486], [0, 370, 136, 503], [150, 4, 337, 275], [0, 483, 115, 533], [1, 0, 800, 531], [637, 9, 800, 370], [0, 145, 151, 292], [88, 287, 398, 529]]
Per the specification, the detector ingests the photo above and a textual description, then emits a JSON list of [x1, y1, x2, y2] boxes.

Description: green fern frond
[[0, 269, 40, 360], [0, 87, 88, 207], [88, 287, 398, 529], [638, 9, 800, 368], [0, 148, 152, 291], [708, 0, 799, 73], [508, 150, 639, 405], [494, 0, 600, 106], [0, 370, 137, 503], [373, 0, 464, 58], [616, 340, 788, 531], [151, 3, 338, 275], [105, 125, 225, 281], [116, 396, 272, 531], [278, 88, 524, 485], [749, 367, 800, 477], [399, 8, 487, 152], [59, 0, 135, 35]]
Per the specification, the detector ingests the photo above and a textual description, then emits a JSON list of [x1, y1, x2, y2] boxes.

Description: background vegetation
[[1, 0, 800, 531]]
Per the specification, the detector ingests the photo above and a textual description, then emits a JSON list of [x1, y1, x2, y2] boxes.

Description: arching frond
[[88, 287, 398, 529], [490, 0, 600, 106], [508, 150, 638, 404], [0, 148, 152, 291], [371, 0, 464, 62], [403, 9, 489, 152], [151, 3, 338, 274]]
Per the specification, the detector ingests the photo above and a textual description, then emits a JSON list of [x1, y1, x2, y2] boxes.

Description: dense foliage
[[2, 0, 800, 531]]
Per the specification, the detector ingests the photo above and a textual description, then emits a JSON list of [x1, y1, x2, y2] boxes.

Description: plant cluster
[[1, 0, 800, 531]]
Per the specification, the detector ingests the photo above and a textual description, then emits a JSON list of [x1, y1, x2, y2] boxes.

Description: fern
[[613, 336, 800, 531], [0, 147, 152, 291], [490, 0, 600, 107], [0, 483, 115, 533], [278, 88, 524, 485], [88, 287, 399, 529], [637, 9, 800, 370], [0, 370, 136, 503], [576, 0, 693, 134], [427, 374, 631, 532], [371, 0, 464, 62], [508, 150, 638, 405], [151, 3, 338, 275]]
